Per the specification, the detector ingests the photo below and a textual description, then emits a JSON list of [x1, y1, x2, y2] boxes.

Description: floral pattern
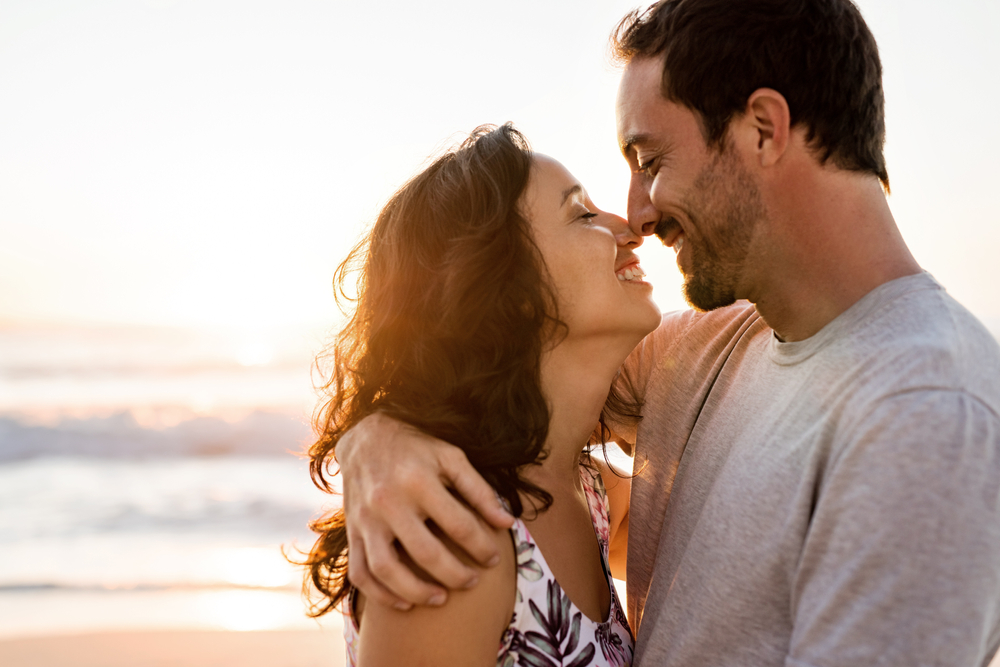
[[497, 466, 633, 666], [515, 540, 544, 603], [343, 466, 633, 666]]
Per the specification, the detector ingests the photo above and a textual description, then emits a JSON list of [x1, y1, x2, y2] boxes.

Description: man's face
[[616, 57, 766, 311]]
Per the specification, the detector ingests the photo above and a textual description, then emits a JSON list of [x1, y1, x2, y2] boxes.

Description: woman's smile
[[615, 258, 648, 283]]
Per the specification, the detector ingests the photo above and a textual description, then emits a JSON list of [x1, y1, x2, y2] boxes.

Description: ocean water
[[7, 320, 995, 658], [0, 322, 345, 638]]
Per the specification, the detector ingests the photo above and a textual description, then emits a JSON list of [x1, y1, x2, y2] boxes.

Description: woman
[[302, 124, 659, 666]]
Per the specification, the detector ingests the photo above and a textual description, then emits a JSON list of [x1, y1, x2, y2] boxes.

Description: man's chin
[[683, 276, 738, 313]]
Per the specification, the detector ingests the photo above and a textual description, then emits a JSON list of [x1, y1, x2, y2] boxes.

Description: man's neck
[[745, 166, 922, 341]]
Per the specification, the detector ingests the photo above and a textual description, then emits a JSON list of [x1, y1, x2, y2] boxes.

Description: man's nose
[[627, 174, 660, 237]]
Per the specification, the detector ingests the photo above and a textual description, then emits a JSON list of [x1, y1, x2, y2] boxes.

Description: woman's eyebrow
[[560, 184, 583, 206]]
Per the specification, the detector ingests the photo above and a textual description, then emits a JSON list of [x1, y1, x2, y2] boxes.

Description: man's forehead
[[616, 58, 672, 153], [621, 56, 663, 88]]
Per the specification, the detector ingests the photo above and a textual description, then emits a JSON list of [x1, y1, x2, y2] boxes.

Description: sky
[[1, 0, 999, 335]]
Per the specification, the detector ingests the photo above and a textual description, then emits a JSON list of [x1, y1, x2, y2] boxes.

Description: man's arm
[[337, 413, 514, 609], [594, 455, 632, 580], [789, 390, 1000, 666], [337, 317, 668, 609]]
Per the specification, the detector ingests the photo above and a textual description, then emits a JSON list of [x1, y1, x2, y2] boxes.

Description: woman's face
[[521, 154, 661, 345]]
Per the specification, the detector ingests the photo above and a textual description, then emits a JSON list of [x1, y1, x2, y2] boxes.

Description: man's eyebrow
[[620, 133, 648, 157], [561, 184, 583, 206]]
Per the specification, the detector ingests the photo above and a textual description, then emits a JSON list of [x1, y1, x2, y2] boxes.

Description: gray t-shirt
[[617, 273, 1000, 667]]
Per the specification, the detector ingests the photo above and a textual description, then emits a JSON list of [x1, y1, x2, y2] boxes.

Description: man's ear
[[738, 88, 791, 168]]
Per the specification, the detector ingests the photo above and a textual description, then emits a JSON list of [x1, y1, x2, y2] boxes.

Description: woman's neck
[[524, 335, 636, 490]]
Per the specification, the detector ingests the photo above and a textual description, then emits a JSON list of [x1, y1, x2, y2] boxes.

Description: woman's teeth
[[617, 265, 646, 282]]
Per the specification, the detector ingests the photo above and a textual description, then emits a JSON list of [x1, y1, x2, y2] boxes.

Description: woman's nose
[[601, 212, 642, 247]]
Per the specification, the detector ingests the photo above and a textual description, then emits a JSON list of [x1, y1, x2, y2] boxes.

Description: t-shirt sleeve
[[606, 311, 689, 445], [787, 389, 1000, 667], [623, 312, 674, 389]]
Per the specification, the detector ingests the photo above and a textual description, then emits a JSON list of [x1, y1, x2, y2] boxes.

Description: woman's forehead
[[526, 154, 585, 211]]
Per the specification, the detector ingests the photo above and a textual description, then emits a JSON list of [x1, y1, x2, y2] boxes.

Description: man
[[336, 1, 1000, 664]]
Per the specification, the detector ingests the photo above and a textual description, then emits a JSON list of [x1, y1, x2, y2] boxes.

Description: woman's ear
[[740, 88, 791, 168]]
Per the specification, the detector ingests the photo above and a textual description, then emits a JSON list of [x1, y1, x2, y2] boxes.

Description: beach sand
[[0, 621, 997, 666], [0, 629, 346, 667]]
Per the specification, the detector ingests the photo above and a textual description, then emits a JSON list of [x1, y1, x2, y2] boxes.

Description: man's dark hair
[[612, 0, 889, 190]]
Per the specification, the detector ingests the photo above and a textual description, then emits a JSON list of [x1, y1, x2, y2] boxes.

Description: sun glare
[[235, 340, 274, 367], [195, 589, 307, 632], [210, 547, 295, 589]]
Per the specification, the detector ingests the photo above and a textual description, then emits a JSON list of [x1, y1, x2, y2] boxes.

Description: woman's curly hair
[[300, 123, 639, 616]]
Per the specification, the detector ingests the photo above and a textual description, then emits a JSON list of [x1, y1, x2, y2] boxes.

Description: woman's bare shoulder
[[356, 522, 516, 666]]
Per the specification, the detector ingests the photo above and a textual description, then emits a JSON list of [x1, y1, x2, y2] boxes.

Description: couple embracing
[[302, 1, 1000, 665]]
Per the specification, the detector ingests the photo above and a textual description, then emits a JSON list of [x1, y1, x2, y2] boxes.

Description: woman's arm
[[595, 455, 631, 581], [356, 523, 516, 666]]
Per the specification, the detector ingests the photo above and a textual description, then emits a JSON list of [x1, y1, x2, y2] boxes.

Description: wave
[[0, 410, 312, 461]]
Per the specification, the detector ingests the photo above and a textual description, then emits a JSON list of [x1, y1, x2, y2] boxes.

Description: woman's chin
[[620, 311, 662, 349], [633, 295, 663, 337]]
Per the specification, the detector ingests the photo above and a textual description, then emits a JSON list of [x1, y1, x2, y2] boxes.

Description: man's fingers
[[362, 524, 450, 607], [438, 446, 514, 531], [418, 482, 504, 571], [393, 508, 484, 590], [346, 533, 413, 611], [339, 413, 510, 605]]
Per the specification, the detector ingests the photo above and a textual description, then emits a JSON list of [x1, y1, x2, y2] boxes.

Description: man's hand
[[337, 413, 515, 610]]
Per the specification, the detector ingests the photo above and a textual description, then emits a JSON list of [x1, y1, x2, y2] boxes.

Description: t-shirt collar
[[767, 271, 940, 366]]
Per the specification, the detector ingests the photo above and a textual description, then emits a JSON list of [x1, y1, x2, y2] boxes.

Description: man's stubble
[[681, 146, 766, 312]]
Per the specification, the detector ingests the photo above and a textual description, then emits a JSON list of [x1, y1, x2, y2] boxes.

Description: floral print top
[[343, 465, 634, 667], [497, 465, 633, 667]]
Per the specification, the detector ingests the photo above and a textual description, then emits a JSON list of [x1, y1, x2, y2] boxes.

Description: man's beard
[[681, 148, 765, 312]]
